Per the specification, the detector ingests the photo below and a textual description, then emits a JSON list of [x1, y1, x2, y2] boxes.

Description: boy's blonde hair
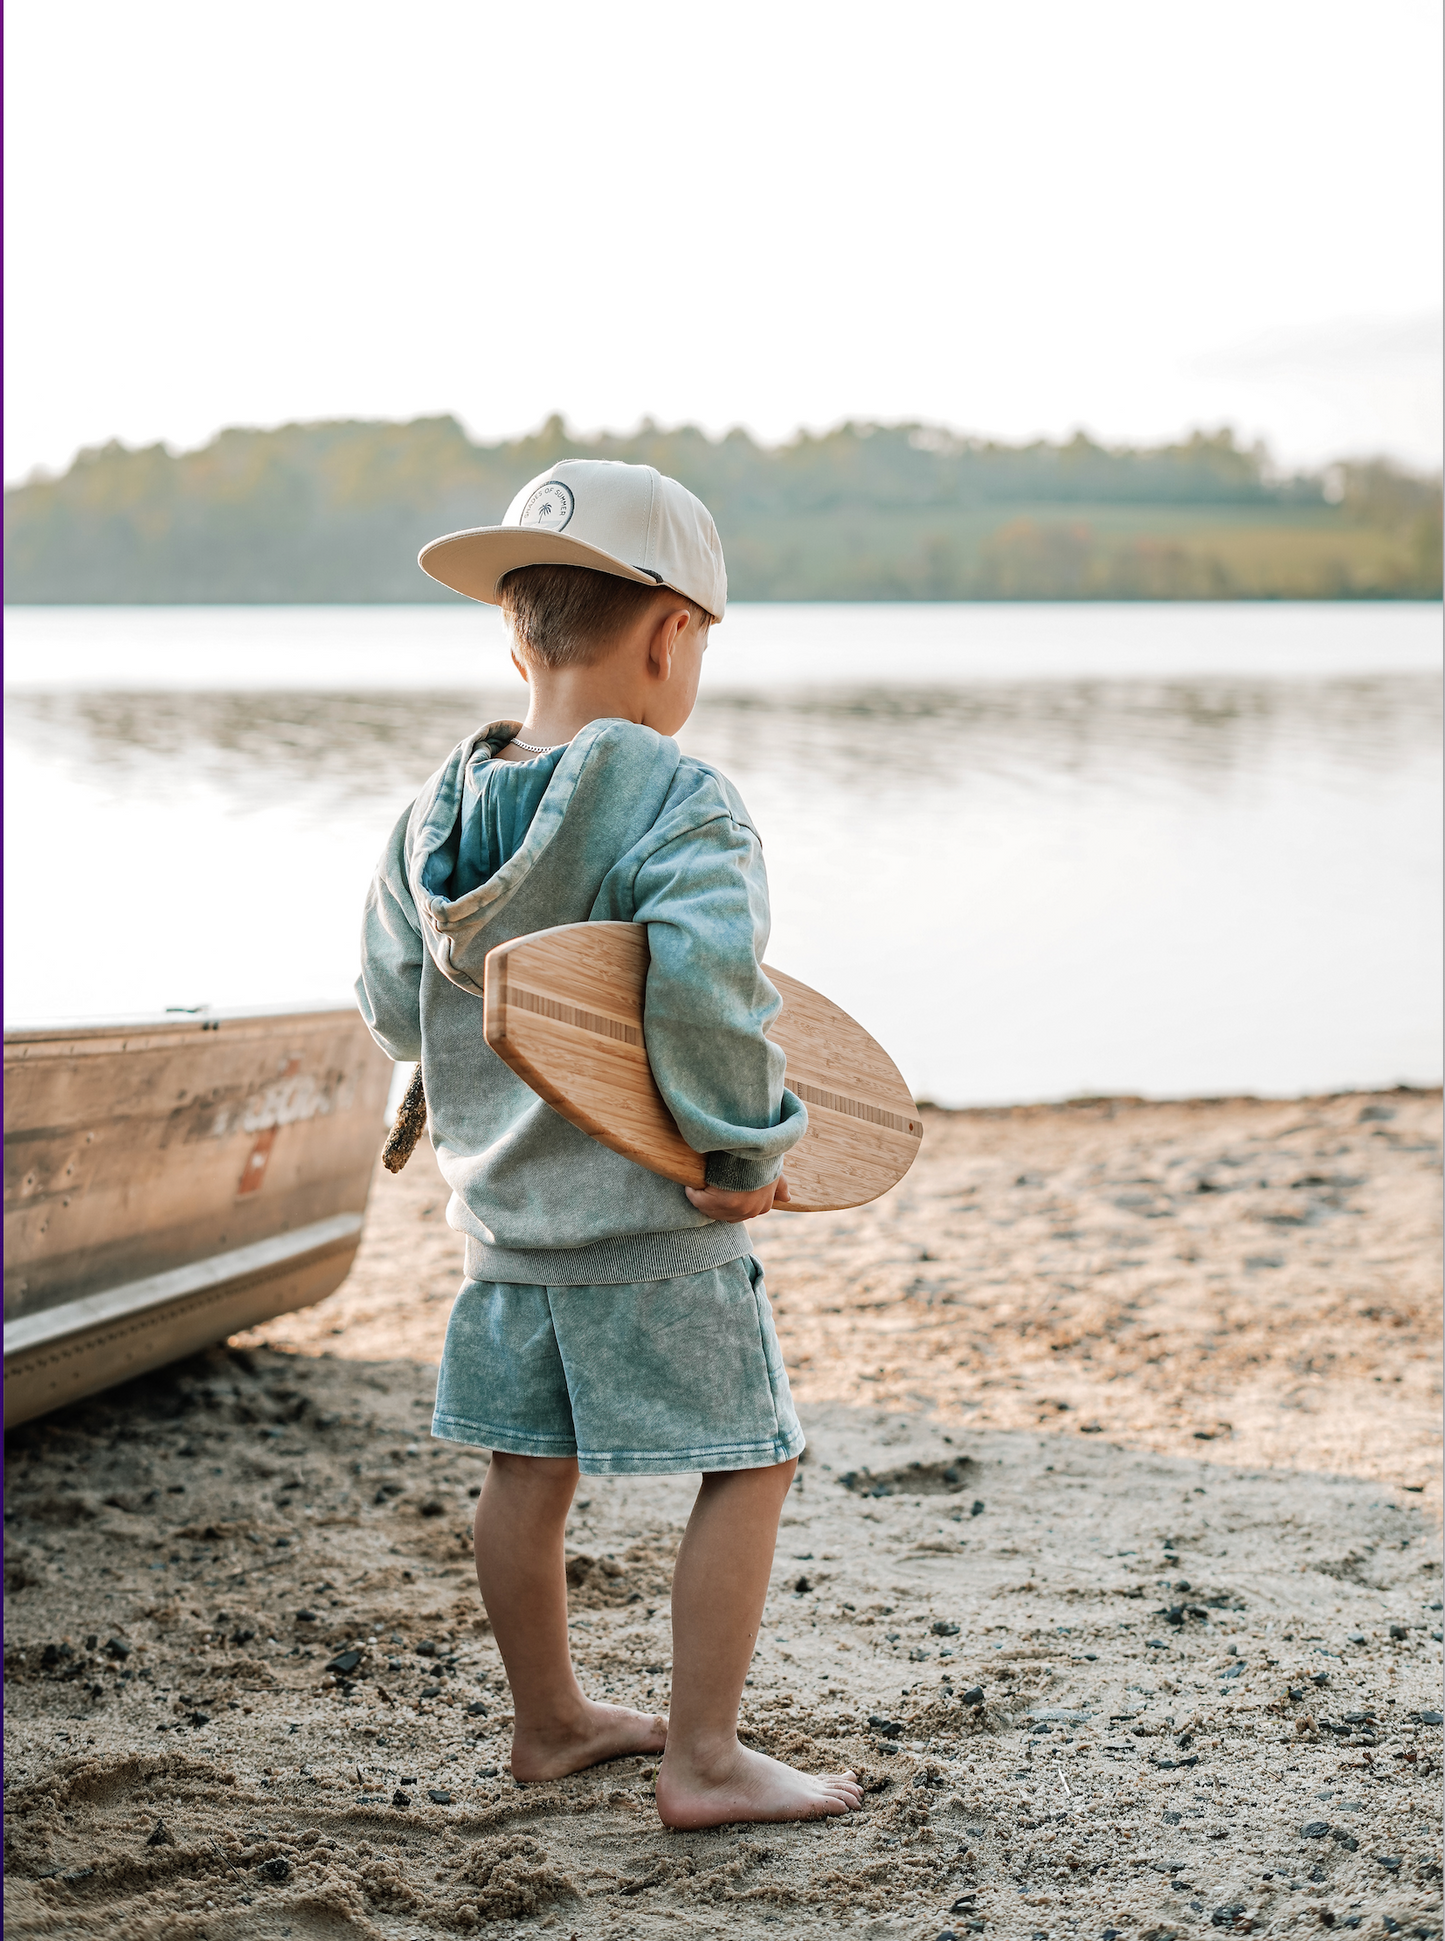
[[499, 564, 710, 670]]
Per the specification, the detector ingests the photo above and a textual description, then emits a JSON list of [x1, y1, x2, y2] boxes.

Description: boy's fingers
[[684, 1182, 780, 1220]]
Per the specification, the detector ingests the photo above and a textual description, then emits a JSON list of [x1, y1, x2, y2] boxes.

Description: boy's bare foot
[[511, 1698, 667, 1782], [655, 1740, 862, 1828]]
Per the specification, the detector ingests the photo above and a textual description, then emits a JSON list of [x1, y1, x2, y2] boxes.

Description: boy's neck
[[494, 680, 642, 760]]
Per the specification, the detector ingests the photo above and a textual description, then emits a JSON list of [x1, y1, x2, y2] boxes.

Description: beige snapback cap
[[418, 459, 727, 620]]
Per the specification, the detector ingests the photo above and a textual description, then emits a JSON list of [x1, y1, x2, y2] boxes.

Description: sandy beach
[[4, 1088, 1441, 1940]]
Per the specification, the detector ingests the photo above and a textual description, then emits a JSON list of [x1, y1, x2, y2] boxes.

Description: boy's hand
[[684, 1173, 792, 1222]]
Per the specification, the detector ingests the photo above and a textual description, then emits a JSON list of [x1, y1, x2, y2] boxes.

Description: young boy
[[356, 459, 860, 1827]]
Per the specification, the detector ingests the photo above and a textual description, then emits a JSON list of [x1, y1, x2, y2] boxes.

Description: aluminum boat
[[4, 1003, 390, 1427]]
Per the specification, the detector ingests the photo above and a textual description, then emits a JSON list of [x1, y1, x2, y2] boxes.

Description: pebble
[[325, 1649, 362, 1675], [391, 1790, 410, 1808], [427, 1788, 452, 1804], [146, 1820, 173, 1847], [1302, 1822, 1331, 1838], [420, 1685, 442, 1699], [1414, 1710, 1443, 1726], [258, 1857, 291, 1882], [959, 1686, 985, 1707], [932, 1620, 960, 1637], [466, 1701, 487, 1717]]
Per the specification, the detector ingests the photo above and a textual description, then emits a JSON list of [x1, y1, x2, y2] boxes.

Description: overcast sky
[[4, 0, 1440, 482]]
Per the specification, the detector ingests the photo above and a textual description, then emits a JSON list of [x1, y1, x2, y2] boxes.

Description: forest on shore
[[5, 414, 1440, 602]]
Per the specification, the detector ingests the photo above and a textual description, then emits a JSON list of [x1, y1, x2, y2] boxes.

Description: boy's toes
[[821, 1773, 862, 1811]]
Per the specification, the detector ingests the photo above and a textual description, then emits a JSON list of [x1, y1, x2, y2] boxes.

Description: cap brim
[[418, 526, 662, 605]]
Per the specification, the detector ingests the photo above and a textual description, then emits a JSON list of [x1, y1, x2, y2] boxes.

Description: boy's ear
[[510, 649, 531, 684], [647, 603, 692, 680]]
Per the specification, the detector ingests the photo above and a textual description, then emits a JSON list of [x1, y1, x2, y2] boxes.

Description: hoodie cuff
[[704, 1151, 782, 1193]]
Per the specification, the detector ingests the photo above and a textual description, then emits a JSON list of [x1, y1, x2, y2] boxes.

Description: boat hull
[[4, 1004, 391, 1427]]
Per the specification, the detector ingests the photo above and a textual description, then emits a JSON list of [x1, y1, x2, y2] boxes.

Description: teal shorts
[[431, 1254, 804, 1475]]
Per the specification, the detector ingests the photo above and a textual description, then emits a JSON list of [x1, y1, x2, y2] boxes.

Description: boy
[[356, 459, 860, 1827]]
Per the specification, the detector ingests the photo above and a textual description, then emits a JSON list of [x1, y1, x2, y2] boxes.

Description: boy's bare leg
[[474, 1451, 666, 1781], [656, 1459, 862, 1827]]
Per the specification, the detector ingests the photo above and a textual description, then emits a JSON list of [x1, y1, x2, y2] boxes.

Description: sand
[[4, 1089, 1441, 1941]]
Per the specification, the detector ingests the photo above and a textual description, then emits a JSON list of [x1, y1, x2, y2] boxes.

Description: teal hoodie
[[356, 716, 808, 1286]]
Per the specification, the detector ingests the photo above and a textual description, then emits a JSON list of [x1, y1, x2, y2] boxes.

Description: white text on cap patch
[[519, 481, 575, 531]]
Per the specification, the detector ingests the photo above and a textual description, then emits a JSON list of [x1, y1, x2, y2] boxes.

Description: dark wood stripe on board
[[510, 985, 643, 1047], [793, 1081, 921, 1138]]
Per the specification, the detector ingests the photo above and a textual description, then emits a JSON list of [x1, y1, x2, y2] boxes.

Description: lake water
[[5, 602, 1440, 1106]]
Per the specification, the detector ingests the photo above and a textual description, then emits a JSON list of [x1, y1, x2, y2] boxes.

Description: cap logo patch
[[519, 481, 575, 531]]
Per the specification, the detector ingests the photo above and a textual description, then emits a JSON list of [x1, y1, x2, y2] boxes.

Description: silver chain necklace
[[510, 735, 569, 754]]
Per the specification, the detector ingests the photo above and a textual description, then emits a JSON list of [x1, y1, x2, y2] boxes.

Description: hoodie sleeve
[[630, 810, 808, 1191], [355, 803, 425, 1062]]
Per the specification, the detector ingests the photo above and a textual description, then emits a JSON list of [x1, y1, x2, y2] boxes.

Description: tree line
[[5, 414, 1439, 602]]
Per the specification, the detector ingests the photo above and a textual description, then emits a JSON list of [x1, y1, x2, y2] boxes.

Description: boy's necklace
[[510, 736, 569, 753]]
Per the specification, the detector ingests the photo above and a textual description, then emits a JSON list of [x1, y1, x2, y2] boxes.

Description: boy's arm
[[630, 813, 807, 1195], [354, 804, 425, 1062]]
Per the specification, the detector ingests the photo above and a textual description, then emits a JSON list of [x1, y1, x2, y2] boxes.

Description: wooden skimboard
[[482, 921, 921, 1212]]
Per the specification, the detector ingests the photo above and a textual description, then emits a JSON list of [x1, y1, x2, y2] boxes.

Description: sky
[[4, 0, 1441, 483]]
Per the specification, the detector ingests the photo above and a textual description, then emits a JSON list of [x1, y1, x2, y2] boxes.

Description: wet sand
[[4, 1089, 1441, 1940]]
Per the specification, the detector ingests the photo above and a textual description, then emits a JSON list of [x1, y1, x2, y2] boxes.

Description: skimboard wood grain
[[483, 921, 922, 1211]]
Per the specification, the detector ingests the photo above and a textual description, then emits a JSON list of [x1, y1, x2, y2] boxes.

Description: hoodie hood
[[407, 717, 684, 995]]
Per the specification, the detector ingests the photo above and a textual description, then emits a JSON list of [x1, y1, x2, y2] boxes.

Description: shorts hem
[[577, 1423, 805, 1477], [430, 1415, 804, 1476], [431, 1412, 577, 1458]]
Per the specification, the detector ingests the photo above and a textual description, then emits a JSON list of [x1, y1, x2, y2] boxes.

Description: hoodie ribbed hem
[[462, 1221, 753, 1289]]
